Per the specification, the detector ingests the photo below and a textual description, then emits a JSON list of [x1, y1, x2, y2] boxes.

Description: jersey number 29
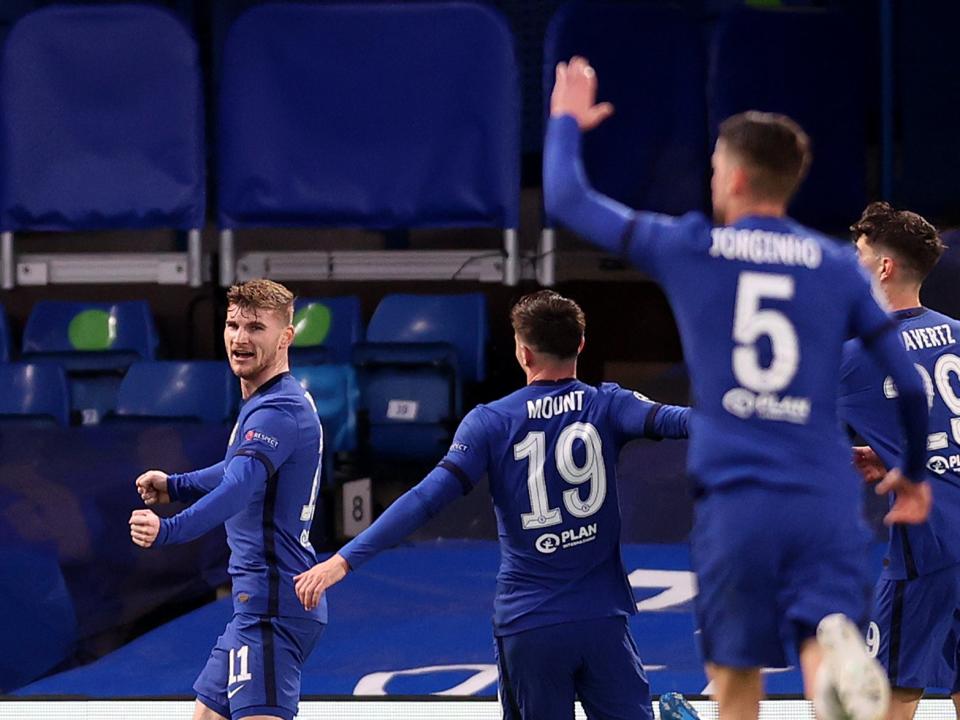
[[514, 422, 606, 529]]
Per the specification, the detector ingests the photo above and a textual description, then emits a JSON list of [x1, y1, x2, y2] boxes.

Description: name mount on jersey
[[526, 390, 585, 420], [534, 523, 598, 554]]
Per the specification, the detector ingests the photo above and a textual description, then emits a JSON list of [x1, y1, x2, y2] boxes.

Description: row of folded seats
[[0, 293, 487, 464], [3, 2, 953, 296]]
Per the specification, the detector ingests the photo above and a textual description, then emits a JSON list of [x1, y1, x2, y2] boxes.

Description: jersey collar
[[529, 378, 577, 386], [892, 307, 927, 321], [252, 371, 289, 397]]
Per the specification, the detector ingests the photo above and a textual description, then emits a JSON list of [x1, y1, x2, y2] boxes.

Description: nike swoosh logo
[[227, 684, 246, 699]]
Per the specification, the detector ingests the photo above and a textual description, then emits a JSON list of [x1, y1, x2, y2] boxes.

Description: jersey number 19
[[514, 422, 606, 530]]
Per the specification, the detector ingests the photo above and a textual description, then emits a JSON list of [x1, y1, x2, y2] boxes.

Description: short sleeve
[[234, 404, 299, 477], [436, 407, 491, 494]]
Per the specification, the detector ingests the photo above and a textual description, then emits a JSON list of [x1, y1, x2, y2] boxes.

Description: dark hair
[[718, 111, 811, 202], [510, 290, 585, 360], [851, 201, 944, 281]]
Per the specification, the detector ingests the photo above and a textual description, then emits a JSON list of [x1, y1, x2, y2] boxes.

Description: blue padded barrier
[[544, 2, 709, 215], [217, 2, 520, 231], [709, 7, 866, 232], [0, 423, 231, 689], [0, 363, 70, 426], [0, 4, 205, 231], [112, 361, 238, 424], [0, 544, 77, 693]]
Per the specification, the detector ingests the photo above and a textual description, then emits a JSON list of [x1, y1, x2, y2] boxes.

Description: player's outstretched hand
[[876, 468, 932, 525], [550, 55, 614, 131], [294, 554, 350, 611], [852, 446, 886, 484], [129, 508, 161, 548], [136, 470, 170, 506]]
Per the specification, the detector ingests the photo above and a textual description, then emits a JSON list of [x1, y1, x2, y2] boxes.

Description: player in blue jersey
[[128, 279, 325, 720], [294, 290, 690, 720], [839, 202, 960, 720], [544, 56, 933, 720]]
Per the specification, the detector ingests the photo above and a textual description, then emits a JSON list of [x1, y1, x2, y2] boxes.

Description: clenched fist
[[136, 470, 170, 506]]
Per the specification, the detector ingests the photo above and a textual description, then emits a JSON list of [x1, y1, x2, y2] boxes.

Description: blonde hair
[[226, 279, 295, 323]]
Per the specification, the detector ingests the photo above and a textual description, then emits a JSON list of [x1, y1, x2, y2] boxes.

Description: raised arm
[[543, 58, 632, 256], [544, 57, 707, 277]]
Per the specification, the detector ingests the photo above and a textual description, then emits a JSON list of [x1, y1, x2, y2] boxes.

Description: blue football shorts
[[496, 615, 653, 720], [691, 483, 873, 668], [194, 612, 324, 720], [872, 562, 960, 692]]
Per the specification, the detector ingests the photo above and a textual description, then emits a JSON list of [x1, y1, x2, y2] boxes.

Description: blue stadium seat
[[353, 343, 461, 461], [112, 361, 237, 424], [354, 293, 486, 461], [291, 296, 362, 366], [544, 3, 708, 216], [23, 301, 158, 372], [216, 2, 521, 285], [540, 2, 708, 284], [0, 4, 206, 288], [292, 364, 359, 455], [893, 5, 960, 221], [365, 293, 487, 384], [709, 7, 866, 232], [0, 363, 70, 426], [22, 300, 159, 422]]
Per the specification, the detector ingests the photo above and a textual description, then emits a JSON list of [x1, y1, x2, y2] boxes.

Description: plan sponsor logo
[[927, 455, 960, 475], [448, 442, 469, 454], [722, 387, 810, 425], [535, 523, 598, 554]]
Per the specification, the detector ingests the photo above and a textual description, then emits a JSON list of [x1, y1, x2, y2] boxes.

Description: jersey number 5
[[514, 422, 606, 530], [732, 271, 800, 393]]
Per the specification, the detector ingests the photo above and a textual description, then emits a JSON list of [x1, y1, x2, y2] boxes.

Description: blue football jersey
[[437, 379, 682, 636], [164, 372, 325, 621], [626, 211, 898, 496], [840, 307, 960, 579], [543, 114, 928, 496]]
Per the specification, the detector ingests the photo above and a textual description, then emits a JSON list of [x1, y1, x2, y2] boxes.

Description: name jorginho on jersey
[[709, 228, 822, 269]]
